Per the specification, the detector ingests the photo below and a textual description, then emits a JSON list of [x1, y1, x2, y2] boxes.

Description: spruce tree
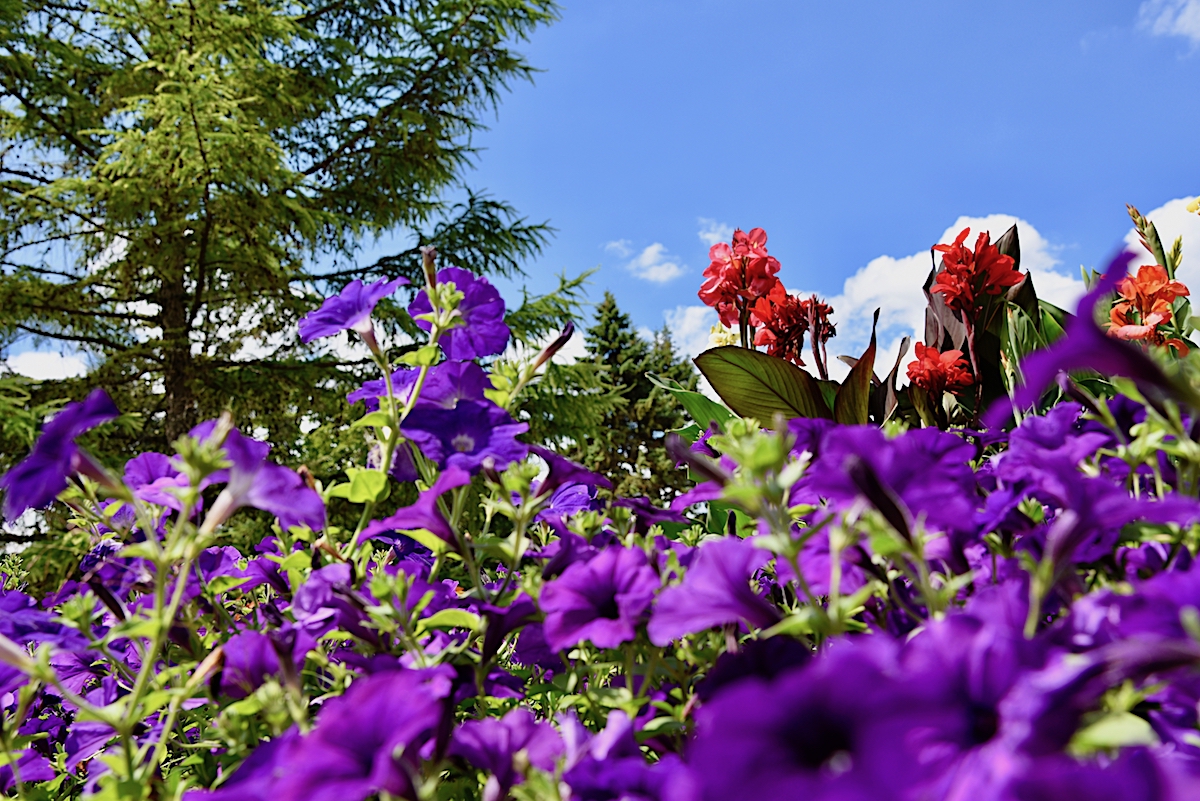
[[572, 292, 697, 501], [0, 0, 558, 455]]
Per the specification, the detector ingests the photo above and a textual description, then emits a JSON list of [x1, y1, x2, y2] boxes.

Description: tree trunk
[[160, 268, 196, 443]]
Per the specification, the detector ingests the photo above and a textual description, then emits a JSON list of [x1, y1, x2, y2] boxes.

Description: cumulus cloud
[[697, 218, 734, 248], [1139, 0, 1200, 44], [664, 304, 717, 361], [6, 351, 89, 381], [605, 239, 634, 258], [626, 243, 687, 283], [822, 214, 1084, 380]]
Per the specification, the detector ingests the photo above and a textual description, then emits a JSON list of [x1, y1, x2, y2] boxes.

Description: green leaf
[[647, 372, 734, 428], [1070, 712, 1158, 754], [416, 608, 480, 635], [346, 468, 388, 503], [833, 310, 877, 425], [399, 344, 441, 367], [351, 410, 393, 429], [694, 346, 832, 422], [206, 575, 251, 595]]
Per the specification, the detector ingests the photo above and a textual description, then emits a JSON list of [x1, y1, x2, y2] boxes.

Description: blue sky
[[424, 0, 1200, 367], [11, 0, 1200, 379]]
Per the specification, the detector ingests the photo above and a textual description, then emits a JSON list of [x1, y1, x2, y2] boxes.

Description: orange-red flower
[[698, 227, 783, 328], [752, 290, 836, 373], [1107, 263, 1189, 354], [906, 342, 973, 396], [930, 228, 1024, 317]]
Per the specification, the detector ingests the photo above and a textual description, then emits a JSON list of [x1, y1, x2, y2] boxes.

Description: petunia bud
[[532, 322, 575, 371], [420, 245, 439, 291]]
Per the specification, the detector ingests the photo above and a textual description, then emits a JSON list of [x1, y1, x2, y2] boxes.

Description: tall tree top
[[0, 0, 558, 446]]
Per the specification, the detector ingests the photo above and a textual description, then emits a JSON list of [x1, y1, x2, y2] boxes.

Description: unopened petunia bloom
[[931, 227, 1024, 317], [647, 537, 779, 645], [408, 266, 510, 360], [539, 545, 659, 652], [906, 342, 973, 396], [402, 400, 528, 474], [1, 388, 119, 521], [298, 276, 409, 345], [1108, 262, 1190, 353]]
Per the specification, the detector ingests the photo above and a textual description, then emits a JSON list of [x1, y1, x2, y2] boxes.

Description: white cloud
[[664, 304, 717, 361], [605, 239, 633, 258], [626, 243, 687, 283], [823, 214, 1084, 381], [1122, 197, 1200, 284], [1139, 0, 1200, 44], [6, 351, 88, 380], [697, 218, 734, 248]]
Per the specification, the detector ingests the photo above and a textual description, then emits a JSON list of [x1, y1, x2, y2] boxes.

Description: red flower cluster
[[930, 228, 1025, 317], [906, 342, 973, 396], [753, 289, 836, 374], [698, 227, 782, 328], [1108, 263, 1190, 354]]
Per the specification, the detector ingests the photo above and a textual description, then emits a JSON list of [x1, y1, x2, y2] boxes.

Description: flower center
[[451, 433, 476, 453]]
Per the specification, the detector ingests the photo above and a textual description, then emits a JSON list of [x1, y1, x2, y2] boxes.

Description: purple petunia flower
[[298, 276, 409, 344], [801, 425, 978, 540], [529, 445, 612, 497], [359, 465, 472, 548], [449, 708, 563, 801], [191, 422, 326, 533], [647, 537, 779, 645], [402, 400, 528, 474], [185, 668, 451, 801], [539, 545, 659, 652], [347, 361, 490, 412], [687, 638, 943, 801], [408, 266, 510, 360], [562, 710, 697, 801], [124, 451, 191, 511], [1, 388, 118, 520]]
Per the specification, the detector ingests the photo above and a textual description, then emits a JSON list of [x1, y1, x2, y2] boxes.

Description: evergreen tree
[[0, 0, 558, 454], [572, 292, 697, 501]]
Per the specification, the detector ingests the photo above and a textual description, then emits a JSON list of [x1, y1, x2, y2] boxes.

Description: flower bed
[[4, 218, 1200, 801]]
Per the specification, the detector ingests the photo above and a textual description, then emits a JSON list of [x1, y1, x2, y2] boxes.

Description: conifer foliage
[[572, 291, 697, 500], [0, 0, 558, 452]]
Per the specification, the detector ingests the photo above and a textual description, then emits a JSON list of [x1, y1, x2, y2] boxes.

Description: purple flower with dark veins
[[449, 708, 563, 801], [539, 545, 659, 652], [1, 388, 119, 520], [648, 537, 780, 645], [408, 266, 510, 360], [191, 421, 325, 533], [402, 400, 528, 474], [299, 276, 409, 344]]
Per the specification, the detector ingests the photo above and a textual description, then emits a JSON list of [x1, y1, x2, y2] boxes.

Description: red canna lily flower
[[906, 342, 973, 396], [698, 227, 783, 329], [753, 290, 837, 377], [1107, 263, 1190, 354], [930, 228, 1024, 318]]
